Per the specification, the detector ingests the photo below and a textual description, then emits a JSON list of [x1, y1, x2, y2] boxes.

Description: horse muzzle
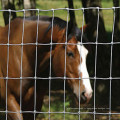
[[80, 91, 92, 104]]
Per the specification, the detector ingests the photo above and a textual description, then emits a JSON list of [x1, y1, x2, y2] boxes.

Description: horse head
[[52, 28, 92, 103], [38, 16, 93, 104]]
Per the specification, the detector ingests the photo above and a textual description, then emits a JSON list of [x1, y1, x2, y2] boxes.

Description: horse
[[0, 16, 93, 120]]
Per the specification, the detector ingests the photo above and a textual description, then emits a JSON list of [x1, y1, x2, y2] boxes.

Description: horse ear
[[39, 50, 55, 72], [80, 24, 89, 33], [80, 24, 92, 52]]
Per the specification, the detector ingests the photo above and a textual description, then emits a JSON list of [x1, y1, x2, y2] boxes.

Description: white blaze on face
[[77, 42, 93, 96]]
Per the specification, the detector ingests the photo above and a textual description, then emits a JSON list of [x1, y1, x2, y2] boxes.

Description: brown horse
[[0, 16, 92, 120]]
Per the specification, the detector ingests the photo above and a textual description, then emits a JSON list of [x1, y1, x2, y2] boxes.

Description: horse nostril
[[81, 91, 87, 102], [81, 91, 85, 96], [81, 91, 92, 104]]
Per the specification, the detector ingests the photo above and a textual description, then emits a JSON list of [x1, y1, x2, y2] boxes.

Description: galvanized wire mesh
[[0, 7, 120, 120]]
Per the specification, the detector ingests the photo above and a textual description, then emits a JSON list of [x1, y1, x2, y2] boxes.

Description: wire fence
[[0, 7, 120, 120]]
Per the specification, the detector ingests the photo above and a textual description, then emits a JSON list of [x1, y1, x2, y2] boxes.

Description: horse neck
[[22, 20, 65, 44], [0, 26, 3, 34], [0, 26, 6, 43]]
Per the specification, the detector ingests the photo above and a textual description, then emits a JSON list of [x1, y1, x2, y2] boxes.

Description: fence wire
[[0, 7, 120, 120]]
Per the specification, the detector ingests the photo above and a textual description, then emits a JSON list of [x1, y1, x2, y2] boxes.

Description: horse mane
[[45, 17, 83, 42], [44, 17, 89, 45], [17, 15, 88, 43], [45, 17, 67, 34], [19, 16, 67, 31], [18, 16, 67, 38]]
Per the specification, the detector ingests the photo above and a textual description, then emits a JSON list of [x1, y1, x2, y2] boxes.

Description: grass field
[[0, 0, 116, 120]]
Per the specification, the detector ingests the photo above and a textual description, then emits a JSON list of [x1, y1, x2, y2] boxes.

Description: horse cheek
[[52, 51, 65, 77]]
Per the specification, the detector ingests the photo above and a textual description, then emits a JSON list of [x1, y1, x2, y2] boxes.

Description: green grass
[[102, 1, 114, 32], [36, 89, 90, 120]]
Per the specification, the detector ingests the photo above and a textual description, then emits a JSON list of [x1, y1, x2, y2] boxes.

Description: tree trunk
[[81, 0, 109, 107], [24, 0, 31, 16], [113, 0, 120, 42], [1, 0, 16, 25], [67, 0, 77, 26], [30, 0, 36, 16], [112, 0, 120, 108], [24, 0, 36, 16], [17, 0, 23, 9], [81, 0, 107, 43]]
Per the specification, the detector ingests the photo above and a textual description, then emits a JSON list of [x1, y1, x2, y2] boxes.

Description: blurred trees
[[113, 0, 120, 42], [112, 0, 120, 77], [81, 0, 120, 109], [24, 0, 36, 16], [81, 0, 107, 43], [1, 0, 36, 25], [112, 0, 120, 108], [1, 0, 16, 25], [81, 0, 109, 108]]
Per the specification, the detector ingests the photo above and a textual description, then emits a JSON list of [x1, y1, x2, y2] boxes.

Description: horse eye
[[67, 51, 74, 57]]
